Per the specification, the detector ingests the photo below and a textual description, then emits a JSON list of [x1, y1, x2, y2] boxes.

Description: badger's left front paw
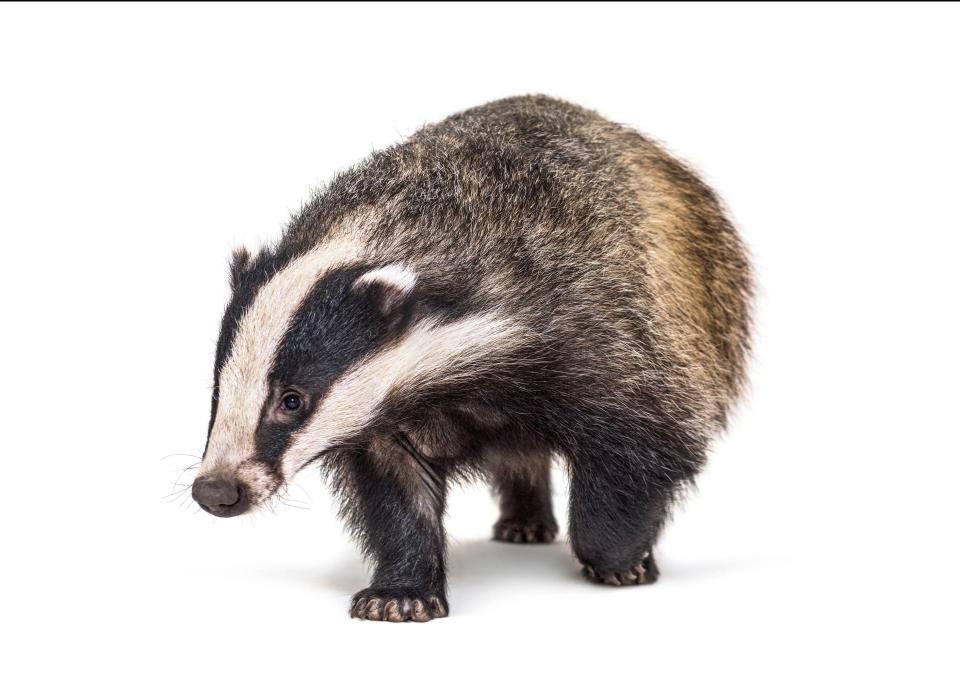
[[349, 588, 449, 622], [582, 551, 660, 586]]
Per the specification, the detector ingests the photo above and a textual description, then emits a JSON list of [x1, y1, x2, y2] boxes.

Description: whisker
[[288, 481, 313, 502], [171, 465, 200, 489], [160, 452, 202, 462], [277, 491, 310, 505], [162, 486, 192, 501], [277, 498, 311, 511]]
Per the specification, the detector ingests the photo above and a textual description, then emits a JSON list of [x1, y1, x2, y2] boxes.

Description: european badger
[[193, 95, 752, 622]]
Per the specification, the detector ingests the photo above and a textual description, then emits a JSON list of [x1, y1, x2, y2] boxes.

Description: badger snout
[[192, 476, 250, 517]]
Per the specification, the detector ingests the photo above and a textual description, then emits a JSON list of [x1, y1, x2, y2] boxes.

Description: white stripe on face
[[280, 311, 526, 479], [200, 238, 365, 476]]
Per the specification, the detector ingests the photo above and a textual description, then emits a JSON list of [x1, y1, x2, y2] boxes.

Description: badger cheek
[[235, 460, 282, 508]]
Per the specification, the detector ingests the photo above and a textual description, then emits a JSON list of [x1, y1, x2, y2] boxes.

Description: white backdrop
[[1, 3, 957, 683]]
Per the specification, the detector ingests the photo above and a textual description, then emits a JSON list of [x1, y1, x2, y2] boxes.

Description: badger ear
[[353, 263, 418, 317], [228, 247, 252, 290]]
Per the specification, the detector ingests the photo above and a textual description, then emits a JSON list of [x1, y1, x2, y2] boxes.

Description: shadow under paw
[[350, 588, 448, 622], [582, 551, 659, 586], [493, 517, 558, 544]]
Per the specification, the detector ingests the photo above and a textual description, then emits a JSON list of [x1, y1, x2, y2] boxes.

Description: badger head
[[192, 239, 517, 517]]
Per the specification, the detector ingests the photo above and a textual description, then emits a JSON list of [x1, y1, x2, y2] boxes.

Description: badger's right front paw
[[349, 588, 449, 622]]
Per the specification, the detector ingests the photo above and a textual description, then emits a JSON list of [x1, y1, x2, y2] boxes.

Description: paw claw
[[493, 518, 558, 544], [350, 588, 448, 622], [364, 597, 383, 620], [581, 553, 659, 587], [429, 596, 448, 618], [411, 599, 430, 622], [351, 597, 368, 618], [384, 599, 404, 622]]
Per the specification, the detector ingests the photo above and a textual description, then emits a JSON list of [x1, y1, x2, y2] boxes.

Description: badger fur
[[193, 95, 753, 622]]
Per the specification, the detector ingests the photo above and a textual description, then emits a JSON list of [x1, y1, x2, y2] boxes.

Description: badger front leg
[[342, 433, 449, 622]]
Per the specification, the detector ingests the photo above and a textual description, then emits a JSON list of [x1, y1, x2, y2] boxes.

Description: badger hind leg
[[488, 449, 559, 543], [568, 426, 703, 586]]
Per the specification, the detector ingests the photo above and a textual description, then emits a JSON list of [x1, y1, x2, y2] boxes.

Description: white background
[[1, 3, 957, 683]]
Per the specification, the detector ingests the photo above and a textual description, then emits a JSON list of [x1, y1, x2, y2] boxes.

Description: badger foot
[[582, 552, 659, 586], [349, 588, 448, 622], [492, 517, 558, 543]]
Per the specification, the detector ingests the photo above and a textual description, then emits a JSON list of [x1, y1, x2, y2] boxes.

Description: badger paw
[[582, 551, 659, 586], [493, 517, 559, 543], [349, 588, 448, 622]]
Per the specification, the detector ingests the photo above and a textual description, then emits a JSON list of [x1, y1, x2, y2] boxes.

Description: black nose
[[192, 477, 248, 517]]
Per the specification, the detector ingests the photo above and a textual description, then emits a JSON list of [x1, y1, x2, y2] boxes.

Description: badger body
[[193, 96, 752, 621]]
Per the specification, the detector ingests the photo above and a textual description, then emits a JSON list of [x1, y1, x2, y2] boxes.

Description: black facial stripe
[[250, 265, 414, 467], [207, 245, 313, 443], [254, 407, 301, 475], [213, 249, 301, 386]]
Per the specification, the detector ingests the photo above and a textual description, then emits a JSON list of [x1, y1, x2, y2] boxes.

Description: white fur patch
[[199, 237, 365, 476], [354, 263, 417, 293], [280, 311, 526, 479]]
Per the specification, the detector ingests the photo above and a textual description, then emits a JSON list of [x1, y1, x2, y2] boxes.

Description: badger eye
[[281, 392, 303, 412]]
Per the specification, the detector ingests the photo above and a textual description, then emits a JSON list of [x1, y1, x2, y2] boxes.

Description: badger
[[192, 95, 752, 622]]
